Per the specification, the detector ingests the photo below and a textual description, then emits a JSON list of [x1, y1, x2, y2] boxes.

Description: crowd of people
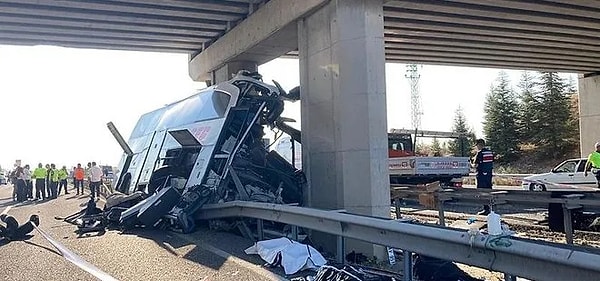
[[7, 161, 105, 202]]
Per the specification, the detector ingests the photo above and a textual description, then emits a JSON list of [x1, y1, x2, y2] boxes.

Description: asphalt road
[[0, 184, 284, 281]]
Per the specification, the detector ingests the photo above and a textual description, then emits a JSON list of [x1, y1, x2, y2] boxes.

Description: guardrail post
[[403, 250, 413, 281], [257, 219, 264, 241], [562, 205, 574, 245], [336, 235, 345, 264], [291, 225, 299, 241], [437, 198, 447, 226], [394, 198, 402, 219]]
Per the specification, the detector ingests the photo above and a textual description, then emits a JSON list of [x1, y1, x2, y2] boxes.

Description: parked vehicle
[[274, 130, 471, 188], [0, 170, 6, 185], [388, 130, 470, 188], [521, 158, 598, 191]]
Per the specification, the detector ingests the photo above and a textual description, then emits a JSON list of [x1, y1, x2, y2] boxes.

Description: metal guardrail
[[467, 173, 533, 178], [198, 201, 600, 281]]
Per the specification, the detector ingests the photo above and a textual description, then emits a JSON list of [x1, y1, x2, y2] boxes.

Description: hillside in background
[[495, 144, 581, 174]]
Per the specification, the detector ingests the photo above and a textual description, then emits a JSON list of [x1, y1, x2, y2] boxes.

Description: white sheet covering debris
[[245, 237, 327, 275]]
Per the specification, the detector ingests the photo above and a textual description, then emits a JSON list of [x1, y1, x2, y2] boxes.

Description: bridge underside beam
[[381, 0, 600, 73], [188, 0, 328, 82]]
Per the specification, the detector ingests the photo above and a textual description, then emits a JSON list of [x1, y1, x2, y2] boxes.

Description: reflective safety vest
[[588, 151, 600, 168], [57, 169, 68, 180], [475, 147, 494, 174], [74, 168, 85, 180], [32, 168, 47, 179], [49, 169, 59, 182]]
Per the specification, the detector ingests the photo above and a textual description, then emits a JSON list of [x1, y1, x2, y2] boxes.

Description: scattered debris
[[414, 255, 481, 281], [245, 237, 327, 275], [292, 265, 398, 281], [0, 214, 39, 242]]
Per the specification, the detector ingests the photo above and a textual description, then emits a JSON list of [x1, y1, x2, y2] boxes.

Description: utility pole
[[406, 64, 422, 151]]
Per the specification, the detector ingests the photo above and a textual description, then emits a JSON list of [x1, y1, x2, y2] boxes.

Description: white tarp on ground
[[245, 237, 327, 275]]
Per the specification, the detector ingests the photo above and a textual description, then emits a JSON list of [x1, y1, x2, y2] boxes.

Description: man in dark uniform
[[473, 139, 494, 215]]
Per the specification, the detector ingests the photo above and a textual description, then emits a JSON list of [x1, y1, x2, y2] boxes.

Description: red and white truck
[[388, 129, 470, 187]]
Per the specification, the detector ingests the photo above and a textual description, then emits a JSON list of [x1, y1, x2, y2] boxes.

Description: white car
[[0, 171, 6, 185], [522, 158, 598, 191]]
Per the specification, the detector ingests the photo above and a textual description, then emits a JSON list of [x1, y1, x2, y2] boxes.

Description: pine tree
[[432, 137, 442, 156], [448, 106, 475, 157], [568, 94, 580, 152], [516, 71, 538, 144], [483, 72, 521, 162], [534, 72, 572, 157]]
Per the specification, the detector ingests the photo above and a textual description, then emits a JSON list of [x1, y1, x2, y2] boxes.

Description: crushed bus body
[[106, 71, 304, 233]]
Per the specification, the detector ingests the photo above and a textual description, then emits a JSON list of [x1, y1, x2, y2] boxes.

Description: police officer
[[472, 139, 494, 215], [32, 163, 47, 200], [584, 142, 600, 188], [57, 166, 70, 195], [48, 164, 59, 199]]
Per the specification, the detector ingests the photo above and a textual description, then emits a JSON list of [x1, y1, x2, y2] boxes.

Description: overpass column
[[579, 74, 600, 156], [298, 0, 389, 254], [212, 60, 258, 83]]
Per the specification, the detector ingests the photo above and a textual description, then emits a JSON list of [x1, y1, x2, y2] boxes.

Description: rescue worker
[[23, 164, 32, 199], [472, 139, 494, 215], [74, 163, 85, 195], [48, 164, 59, 199], [584, 142, 600, 189], [32, 163, 47, 200], [57, 166, 69, 195]]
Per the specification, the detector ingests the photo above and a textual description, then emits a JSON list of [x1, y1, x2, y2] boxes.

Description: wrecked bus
[[109, 71, 304, 233]]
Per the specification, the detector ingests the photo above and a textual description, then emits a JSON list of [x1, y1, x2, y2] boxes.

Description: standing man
[[584, 142, 600, 189], [32, 163, 47, 200], [89, 162, 103, 200], [48, 164, 59, 199], [86, 162, 92, 193], [14, 166, 26, 202], [69, 167, 75, 188], [45, 164, 52, 199], [74, 164, 85, 195], [23, 164, 33, 199], [472, 139, 494, 215], [57, 166, 69, 195]]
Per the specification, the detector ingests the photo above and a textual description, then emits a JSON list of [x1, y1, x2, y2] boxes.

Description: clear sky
[[0, 45, 577, 170]]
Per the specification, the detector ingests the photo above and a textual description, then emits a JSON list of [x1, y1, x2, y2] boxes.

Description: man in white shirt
[[23, 164, 33, 199], [89, 162, 103, 200]]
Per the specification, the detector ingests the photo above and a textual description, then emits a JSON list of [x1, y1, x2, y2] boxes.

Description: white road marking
[[1, 206, 12, 216]]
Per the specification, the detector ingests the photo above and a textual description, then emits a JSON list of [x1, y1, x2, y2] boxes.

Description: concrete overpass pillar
[[212, 60, 258, 83], [298, 0, 390, 256], [579, 74, 600, 156]]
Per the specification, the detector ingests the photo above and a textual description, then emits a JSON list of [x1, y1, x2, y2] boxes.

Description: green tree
[[483, 72, 521, 162], [516, 71, 538, 144], [448, 106, 475, 157], [567, 94, 580, 152], [533, 72, 572, 157], [432, 137, 442, 156]]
